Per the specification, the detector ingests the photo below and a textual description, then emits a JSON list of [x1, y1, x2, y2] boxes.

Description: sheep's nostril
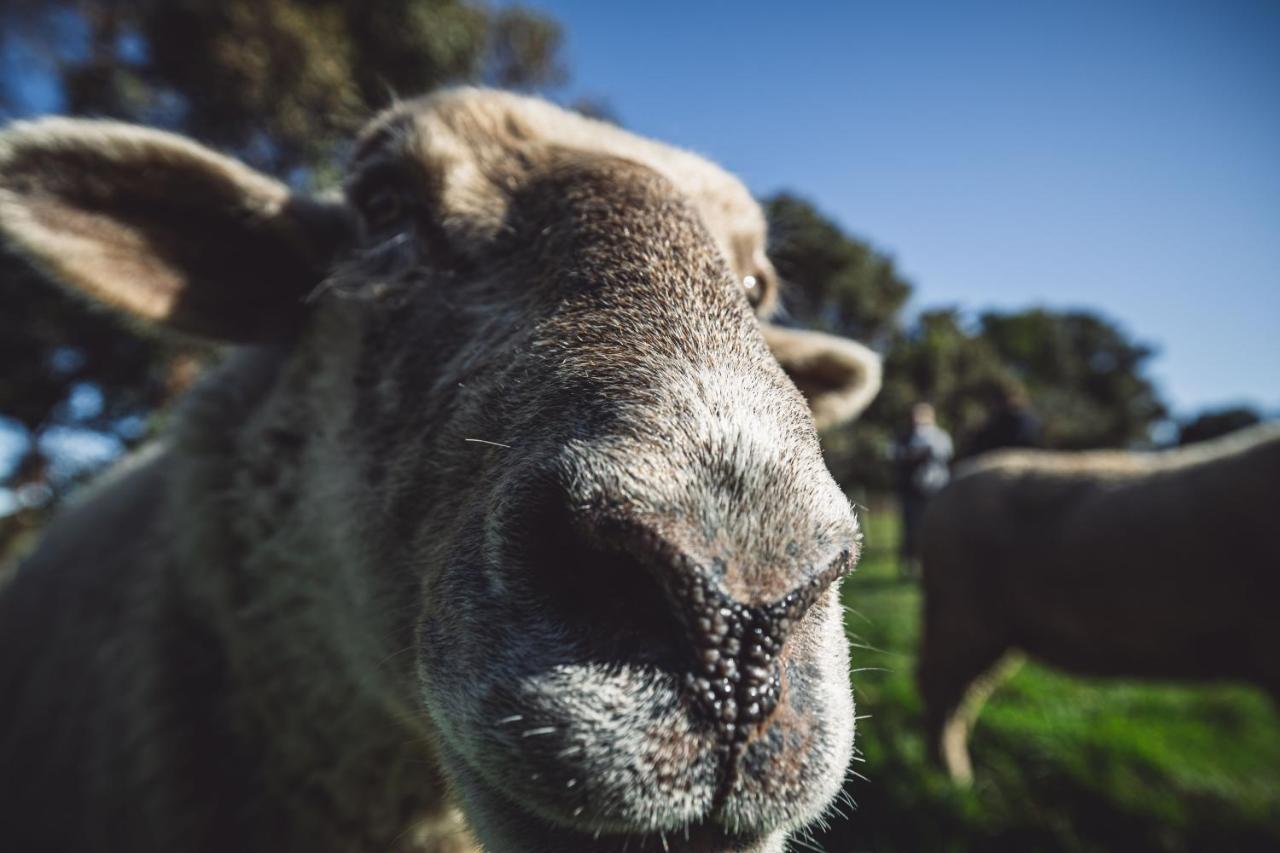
[[518, 498, 693, 670]]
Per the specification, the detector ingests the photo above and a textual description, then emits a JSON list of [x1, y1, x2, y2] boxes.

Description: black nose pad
[[671, 561, 850, 743], [683, 599, 784, 742]]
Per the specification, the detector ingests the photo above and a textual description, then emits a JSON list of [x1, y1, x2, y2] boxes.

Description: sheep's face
[[328, 94, 872, 853], [0, 89, 881, 853]]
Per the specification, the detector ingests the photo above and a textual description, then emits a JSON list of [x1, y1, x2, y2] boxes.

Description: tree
[[1178, 406, 1263, 446], [978, 309, 1165, 449], [1, 0, 566, 175], [764, 193, 910, 346]]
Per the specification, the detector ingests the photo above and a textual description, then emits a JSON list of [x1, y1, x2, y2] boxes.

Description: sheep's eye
[[362, 189, 406, 232], [743, 273, 765, 307]]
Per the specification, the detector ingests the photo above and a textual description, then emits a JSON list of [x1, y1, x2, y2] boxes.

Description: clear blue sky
[[531, 0, 1279, 416]]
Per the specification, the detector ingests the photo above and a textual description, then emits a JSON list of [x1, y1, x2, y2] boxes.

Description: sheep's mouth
[[467, 777, 775, 853], [429, 659, 788, 852], [521, 820, 766, 853], [435, 660, 845, 853]]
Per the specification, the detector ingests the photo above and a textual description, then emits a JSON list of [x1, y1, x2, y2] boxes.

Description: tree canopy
[[1178, 405, 1262, 446], [2, 0, 566, 175]]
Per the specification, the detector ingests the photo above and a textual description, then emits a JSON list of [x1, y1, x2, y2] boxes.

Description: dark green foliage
[[879, 309, 1015, 451], [485, 6, 568, 91], [979, 309, 1166, 449], [1179, 406, 1263, 446], [0, 250, 206, 552], [765, 192, 910, 345], [2, 0, 565, 175], [0, 256, 179, 441]]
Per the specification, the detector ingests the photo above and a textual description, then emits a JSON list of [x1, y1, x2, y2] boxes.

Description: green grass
[[807, 508, 1280, 852]]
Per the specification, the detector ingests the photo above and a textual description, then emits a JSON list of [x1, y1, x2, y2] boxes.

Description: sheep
[[0, 88, 883, 853], [917, 422, 1280, 783]]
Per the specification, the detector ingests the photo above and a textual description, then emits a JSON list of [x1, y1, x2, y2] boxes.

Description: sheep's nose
[[593, 517, 856, 742], [519, 470, 857, 742]]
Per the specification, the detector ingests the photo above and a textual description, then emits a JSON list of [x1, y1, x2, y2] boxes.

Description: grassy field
[[807, 508, 1280, 853]]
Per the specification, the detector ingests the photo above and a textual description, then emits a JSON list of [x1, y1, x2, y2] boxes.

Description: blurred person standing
[[891, 403, 953, 578]]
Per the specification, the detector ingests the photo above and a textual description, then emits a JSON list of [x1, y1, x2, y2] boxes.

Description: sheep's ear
[[0, 118, 352, 342], [762, 324, 883, 430]]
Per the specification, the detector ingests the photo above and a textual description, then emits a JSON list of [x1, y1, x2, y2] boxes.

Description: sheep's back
[[921, 423, 1280, 682]]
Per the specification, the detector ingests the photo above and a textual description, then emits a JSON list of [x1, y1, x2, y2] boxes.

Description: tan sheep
[[917, 422, 1280, 783], [0, 89, 882, 852]]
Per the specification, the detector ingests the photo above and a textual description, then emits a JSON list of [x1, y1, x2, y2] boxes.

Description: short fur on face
[[0, 89, 881, 853]]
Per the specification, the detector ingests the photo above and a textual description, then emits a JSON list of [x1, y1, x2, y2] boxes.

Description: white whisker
[[463, 438, 512, 449]]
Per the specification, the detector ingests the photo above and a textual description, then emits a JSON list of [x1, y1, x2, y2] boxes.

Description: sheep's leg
[[918, 613, 1010, 785]]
